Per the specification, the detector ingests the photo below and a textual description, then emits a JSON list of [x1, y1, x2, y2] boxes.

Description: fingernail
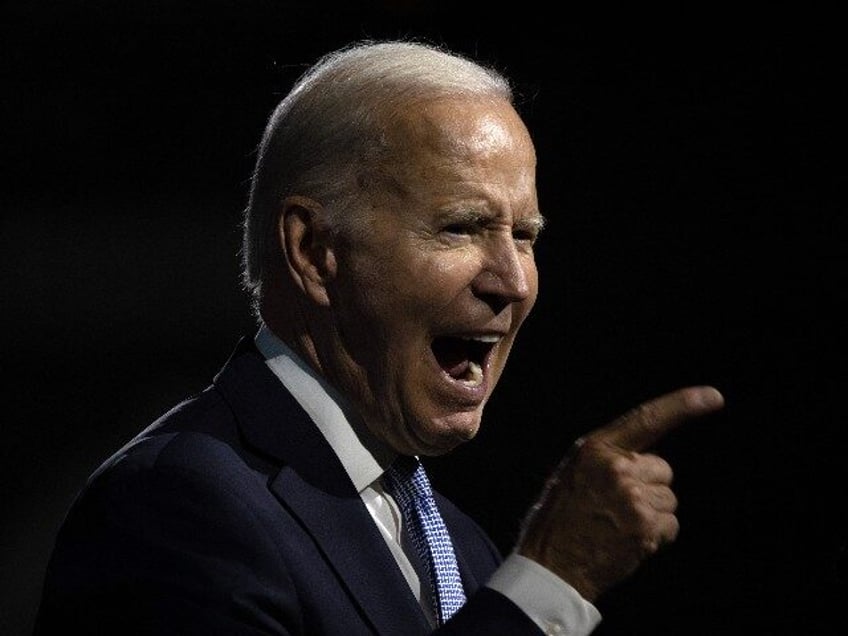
[[692, 386, 725, 410]]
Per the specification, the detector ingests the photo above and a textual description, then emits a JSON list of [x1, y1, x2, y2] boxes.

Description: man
[[35, 40, 724, 634]]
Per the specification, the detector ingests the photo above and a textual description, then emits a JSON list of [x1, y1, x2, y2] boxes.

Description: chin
[[415, 413, 482, 456]]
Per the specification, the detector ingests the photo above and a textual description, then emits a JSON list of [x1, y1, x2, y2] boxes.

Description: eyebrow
[[517, 214, 547, 233], [440, 209, 547, 232]]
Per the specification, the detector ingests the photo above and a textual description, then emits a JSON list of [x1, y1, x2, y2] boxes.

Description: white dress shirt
[[255, 324, 601, 635]]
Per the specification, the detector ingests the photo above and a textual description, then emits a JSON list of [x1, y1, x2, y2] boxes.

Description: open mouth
[[431, 335, 498, 386]]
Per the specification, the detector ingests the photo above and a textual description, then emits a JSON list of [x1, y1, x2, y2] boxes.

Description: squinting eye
[[513, 229, 538, 244], [443, 223, 475, 236]]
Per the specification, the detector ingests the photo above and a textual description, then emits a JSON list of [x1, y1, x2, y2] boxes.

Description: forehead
[[374, 96, 539, 216], [391, 95, 535, 162]]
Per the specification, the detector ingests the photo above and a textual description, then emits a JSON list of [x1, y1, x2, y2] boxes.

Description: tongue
[[444, 359, 470, 379]]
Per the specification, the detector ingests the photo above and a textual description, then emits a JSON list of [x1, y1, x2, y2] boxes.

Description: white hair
[[241, 39, 515, 314]]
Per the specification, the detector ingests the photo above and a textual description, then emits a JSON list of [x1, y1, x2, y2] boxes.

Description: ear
[[280, 195, 337, 306]]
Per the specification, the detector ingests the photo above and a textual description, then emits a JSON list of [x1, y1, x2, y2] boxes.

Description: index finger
[[593, 386, 725, 452]]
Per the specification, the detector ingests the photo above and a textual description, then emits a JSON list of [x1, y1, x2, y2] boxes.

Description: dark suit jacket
[[34, 337, 543, 635]]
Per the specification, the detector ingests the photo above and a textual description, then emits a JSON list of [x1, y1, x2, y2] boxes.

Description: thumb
[[593, 386, 725, 452]]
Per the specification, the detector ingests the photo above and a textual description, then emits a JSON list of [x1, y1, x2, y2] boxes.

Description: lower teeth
[[460, 361, 483, 386]]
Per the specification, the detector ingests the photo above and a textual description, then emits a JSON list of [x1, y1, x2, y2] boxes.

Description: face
[[324, 96, 542, 456]]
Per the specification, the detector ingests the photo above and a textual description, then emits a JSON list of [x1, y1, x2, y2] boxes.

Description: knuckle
[[608, 454, 633, 477], [630, 503, 658, 535], [631, 401, 660, 429], [625, 483, 644, 502], [577, 436, 604, 458]]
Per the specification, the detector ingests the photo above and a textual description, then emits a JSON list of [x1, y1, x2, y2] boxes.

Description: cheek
[[431, 249, 484, 289], [389, 254, 479, 314]]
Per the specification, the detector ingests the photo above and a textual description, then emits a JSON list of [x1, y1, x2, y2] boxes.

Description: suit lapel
[[271, 466, 430, 634], [213, 337, 431, 634]]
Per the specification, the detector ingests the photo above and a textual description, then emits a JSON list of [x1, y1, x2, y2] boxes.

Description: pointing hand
[[517, 386, 725, 601]]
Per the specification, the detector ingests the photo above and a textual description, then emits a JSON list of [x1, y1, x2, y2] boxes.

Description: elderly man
[[35, 40, 724, 635]]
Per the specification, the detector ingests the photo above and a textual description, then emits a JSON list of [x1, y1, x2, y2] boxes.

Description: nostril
[[473, 291, 510, 315]]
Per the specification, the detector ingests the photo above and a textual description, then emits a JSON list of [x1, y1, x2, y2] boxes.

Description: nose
[[472, 234, 535, 311]]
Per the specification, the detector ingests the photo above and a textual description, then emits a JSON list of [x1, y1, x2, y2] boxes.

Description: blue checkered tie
[[383, 455, 467, 624]]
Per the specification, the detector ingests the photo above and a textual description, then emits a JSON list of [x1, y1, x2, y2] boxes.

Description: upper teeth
[[460, 335, 500, 343]]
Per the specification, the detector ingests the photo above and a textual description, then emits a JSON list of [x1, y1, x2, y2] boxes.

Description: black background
[[2, 3, 846, 634]]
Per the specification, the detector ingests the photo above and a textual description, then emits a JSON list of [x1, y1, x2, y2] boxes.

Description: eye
[[513, 215, 545, 246], [442, 222, 477, 236], [513, 227, 539, 245]]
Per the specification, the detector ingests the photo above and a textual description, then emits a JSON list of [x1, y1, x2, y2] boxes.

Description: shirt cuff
[[485, 553, 602, 636]]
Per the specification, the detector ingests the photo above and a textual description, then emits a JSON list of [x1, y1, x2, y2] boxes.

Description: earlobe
[[280, 195, 337, 306]]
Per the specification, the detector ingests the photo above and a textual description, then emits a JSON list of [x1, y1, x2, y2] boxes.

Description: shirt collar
[[254, 323, 395, 492]]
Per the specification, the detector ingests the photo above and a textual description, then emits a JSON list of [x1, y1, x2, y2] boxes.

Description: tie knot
[[387, 454, 420, 480], [383, 455, 432, 508]]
